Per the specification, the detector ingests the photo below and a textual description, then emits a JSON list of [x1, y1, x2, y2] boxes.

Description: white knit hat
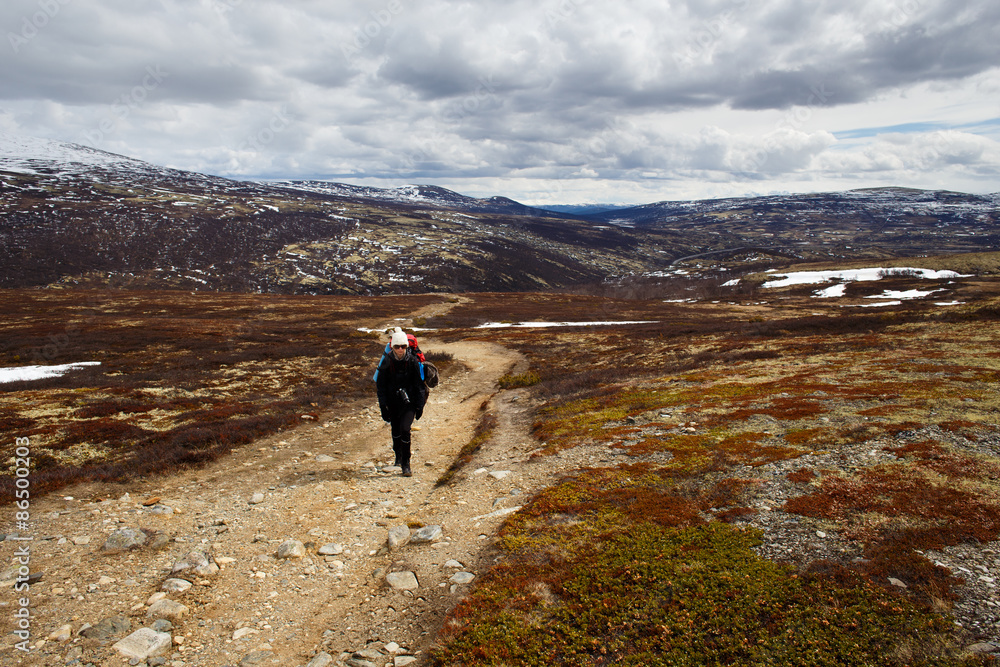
[[391, 330, 408, 347]]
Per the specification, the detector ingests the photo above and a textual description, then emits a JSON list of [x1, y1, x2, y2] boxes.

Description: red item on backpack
[[406, 333, 426, 362]]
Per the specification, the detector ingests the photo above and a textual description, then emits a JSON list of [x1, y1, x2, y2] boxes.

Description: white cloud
[[1, 0, 997, 202]]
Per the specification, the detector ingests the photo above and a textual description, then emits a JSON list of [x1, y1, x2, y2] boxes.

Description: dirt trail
[[1, 302, 563, 667]]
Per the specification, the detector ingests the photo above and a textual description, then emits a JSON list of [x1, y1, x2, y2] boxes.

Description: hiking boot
[[401, 463, 412, 477]]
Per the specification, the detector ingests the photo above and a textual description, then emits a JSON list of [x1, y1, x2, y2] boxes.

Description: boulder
[[410, 525, 443, 544], [388, 526, 410, 551], [172, 549, 219, 577], [385, 571, 419, 591], [276, 540, 306, 559], [146, 599, 189, 622], [80, 615, 131, 642], [112, 628, 171, 660], [102, 528, 147, 553]]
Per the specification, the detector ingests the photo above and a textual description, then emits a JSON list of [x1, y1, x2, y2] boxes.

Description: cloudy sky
[[2, 0, 999, 205]]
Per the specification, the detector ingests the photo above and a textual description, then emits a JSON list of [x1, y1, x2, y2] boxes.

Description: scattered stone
[[318, 543, 344, 556], [151, 619, 173, 633], [388, 526, 410, 551], [889, 577, 907, 589], [148, 533, 172, 551], [305, 652, 335, 667], [161, 578, 192, 593], [354, 648, 386, 661], [450, 572, 476, 585], [172, 549, 220, 577], [240, 650, 278, 666], [316, 455, 336, 463], [71, 536, 91, 546], [102, 528, 147, 553], [276, 539, 306, 559], [444, 560, 464, 569], [410, 525, 443, 544], [47, 624, 72, 642], [112, 628, 172, 660], [249, 493, 266, 505], [489, 470, 512, 480], [395, 657, 418, 667], [386, 571, 419, 591], [147, 592, 167, 605], [79, 615, 130, 642], [346, 659, 377, 667], [146, 599, 189, 622], [233, 627, 259, 640]]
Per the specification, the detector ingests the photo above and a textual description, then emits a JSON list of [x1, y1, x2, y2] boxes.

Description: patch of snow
[[765, 267, 970, 288], [0, 362, 101, 384], [853, 301, 903, 308], [815, 284, 847, 298], [865, 289, 944, 300], [476, 321, 656, 329]]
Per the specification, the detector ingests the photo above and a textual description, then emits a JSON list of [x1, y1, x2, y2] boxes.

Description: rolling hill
[[1, 133, 998, 294]]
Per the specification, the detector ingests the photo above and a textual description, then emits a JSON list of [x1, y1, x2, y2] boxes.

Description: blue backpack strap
[[419, 361, 425, 382], [373, 348, 390, 382]]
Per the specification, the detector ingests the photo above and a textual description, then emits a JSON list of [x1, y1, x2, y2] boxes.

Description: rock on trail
[[0, 337, 561, 667]]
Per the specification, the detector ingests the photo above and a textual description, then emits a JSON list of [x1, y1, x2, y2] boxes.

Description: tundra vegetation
[[2, 256, 999, 665]]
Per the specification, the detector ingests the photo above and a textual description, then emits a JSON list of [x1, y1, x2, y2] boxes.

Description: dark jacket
[[375, 348, 428, 421]]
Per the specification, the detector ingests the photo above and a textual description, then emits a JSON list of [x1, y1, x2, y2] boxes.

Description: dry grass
[[0, 289, 441, 501], [427, 288, 1000, 665], [3, 282, 999, 665]]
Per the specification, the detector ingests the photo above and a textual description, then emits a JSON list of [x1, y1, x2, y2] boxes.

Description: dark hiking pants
[[390, 408, 415, 466]]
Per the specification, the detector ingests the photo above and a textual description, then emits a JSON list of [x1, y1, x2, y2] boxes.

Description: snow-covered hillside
[[0, 132, 153, 177]]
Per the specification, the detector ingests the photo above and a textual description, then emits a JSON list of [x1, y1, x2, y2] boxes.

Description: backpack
[[422, 360, 439, 389], [406, 334, 440, 388], [372, 333, 438, 390], [406, 333, 426, 362]]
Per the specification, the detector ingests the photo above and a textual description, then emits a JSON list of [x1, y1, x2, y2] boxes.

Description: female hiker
[[374, 330, 428, 476]]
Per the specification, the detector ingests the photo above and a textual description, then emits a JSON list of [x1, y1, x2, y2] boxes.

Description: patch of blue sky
[[835, 117, 1000, 141]]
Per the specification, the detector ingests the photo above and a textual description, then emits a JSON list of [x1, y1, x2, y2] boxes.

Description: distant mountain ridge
[[1, 132, 998, 294], [267, 180, 579, 219], [589, 187, 1000, 227]]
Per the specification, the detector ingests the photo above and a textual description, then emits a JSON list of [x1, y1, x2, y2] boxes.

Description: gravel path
[[0, 322, 567, 666]]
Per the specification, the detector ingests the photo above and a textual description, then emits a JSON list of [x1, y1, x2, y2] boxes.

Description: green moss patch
[[432, 522, 973, 666]]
